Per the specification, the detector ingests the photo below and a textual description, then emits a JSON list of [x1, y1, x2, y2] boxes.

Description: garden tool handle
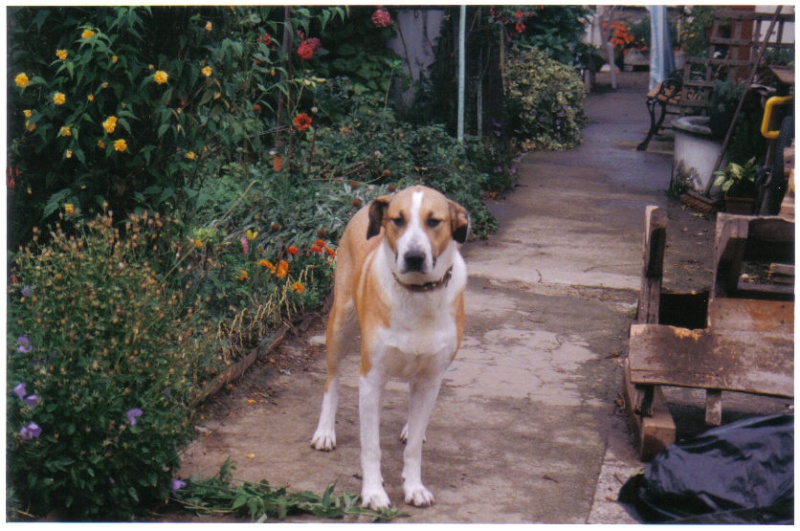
[[760, 95, 793, 140]]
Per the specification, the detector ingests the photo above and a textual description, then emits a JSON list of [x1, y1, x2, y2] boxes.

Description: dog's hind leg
[[311, 300, 356, 451]]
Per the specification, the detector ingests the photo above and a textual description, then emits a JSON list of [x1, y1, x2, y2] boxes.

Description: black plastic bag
[[619, 414, 794, 524]]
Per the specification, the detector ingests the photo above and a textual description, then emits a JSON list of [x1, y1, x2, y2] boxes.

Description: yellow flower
[[102, 116, 117, 134], [27, 122, 36, 132], [194, 238, 204, 249], [153, 70, 169, 85], [113, 139, 127, 152], [201, 66, 213, 78], [111, 55, 118, 64], [185, 151, 196, 160], [237, 270, 249, 282], [56, 49, 68, 60], [291, 282, 305, 294], [87, 94, 95, 102], [101, 82, 109, 89], [65, 204, 75, 215], [205, 21, 213, 32], [15, 73, 29, 88], [97, 140, 106, 149], [59, 126, 72, 137], [81, 29, 95, 39], [65, 150, 73, 159], [23, 109, 32, 118], [53, 92, 66, 105], [245, 230, 258, 241]]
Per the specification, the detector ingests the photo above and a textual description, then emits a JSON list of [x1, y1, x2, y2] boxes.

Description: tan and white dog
[[311, 185, 469, 509]]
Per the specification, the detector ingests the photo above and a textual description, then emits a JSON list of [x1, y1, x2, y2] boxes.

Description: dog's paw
[[310, 431, 336, 451], [361, 487, 391, 510], [404, 482, 435, 507]]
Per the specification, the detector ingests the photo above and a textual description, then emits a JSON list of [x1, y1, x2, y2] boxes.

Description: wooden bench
[[624, 207, 794, 460]]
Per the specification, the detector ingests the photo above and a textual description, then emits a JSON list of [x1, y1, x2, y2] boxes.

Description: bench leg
[[636, 99, 668, 152], [624, 359, 676, 461], [705, 389, 723, 426]]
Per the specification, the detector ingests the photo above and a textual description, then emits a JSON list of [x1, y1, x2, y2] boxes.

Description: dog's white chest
[[373, 305, 457, 380]]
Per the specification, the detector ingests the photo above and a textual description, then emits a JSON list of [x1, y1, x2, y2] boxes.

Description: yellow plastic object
[[761, 95, 793, 139]]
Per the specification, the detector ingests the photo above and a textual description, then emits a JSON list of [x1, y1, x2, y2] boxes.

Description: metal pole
[[457, 5, 466, 142]]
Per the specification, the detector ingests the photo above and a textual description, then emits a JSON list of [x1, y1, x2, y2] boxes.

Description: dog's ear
[[366, 195, 391, 240], [449, 200, 470, 244]]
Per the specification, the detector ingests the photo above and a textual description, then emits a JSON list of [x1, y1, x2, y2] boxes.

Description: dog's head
[[366, 186, 469, 283]]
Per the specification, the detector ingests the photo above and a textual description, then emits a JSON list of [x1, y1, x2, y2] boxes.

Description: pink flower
[[371, 8, 393, 28], [241, 236, 249, 255]]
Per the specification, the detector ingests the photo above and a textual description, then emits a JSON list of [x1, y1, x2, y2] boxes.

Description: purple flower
[[24, 395, 39, 408], [126, 408, 143, 426], [13, 382, 27, 400], [17, 336, 32, 353], [21, 285, 32, 298], [20, 422, 41, 440], [171, 479, 187, 492]]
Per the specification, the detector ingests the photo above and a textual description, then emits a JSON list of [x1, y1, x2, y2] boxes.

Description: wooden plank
[[707, 298, 793, 333], [637, 206, 668, 324], [624, 359, 676, 461], [628, 324, 794, 398], [705, 389, 723, 426], [713, 215, 750, 298]]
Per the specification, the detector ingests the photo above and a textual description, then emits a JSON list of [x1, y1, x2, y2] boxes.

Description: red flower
[[515, 21, 525, 34], [310, 245, 323, 254], [371, 8, 393, 28], [258, 33, 272, 46], [305, 37, 321, 52], [297, 40, 314, 61], [293, 113, 312, 132], [286, 245, 299, 256]]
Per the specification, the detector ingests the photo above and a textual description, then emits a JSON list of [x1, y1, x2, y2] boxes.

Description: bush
[[504, 45, 587, 152], [6, 211, 222, 519]]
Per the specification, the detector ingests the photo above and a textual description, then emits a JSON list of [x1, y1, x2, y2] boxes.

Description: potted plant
[[713, 157, 758, 214], [710, 79, 746, 138]]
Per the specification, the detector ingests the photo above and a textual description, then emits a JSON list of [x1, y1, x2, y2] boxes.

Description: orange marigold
[[291, 282, 305, 294], [286, 246, 299, 256], [293, 113, 312, 132], [276, 260, 289, 278]]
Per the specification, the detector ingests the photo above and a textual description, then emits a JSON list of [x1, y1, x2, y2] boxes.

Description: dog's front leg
[[359, 369, 391, 509], [402, 375, 443, 507]]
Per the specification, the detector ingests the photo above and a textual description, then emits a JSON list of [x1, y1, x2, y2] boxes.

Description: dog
[[311, 185, 469, 509]]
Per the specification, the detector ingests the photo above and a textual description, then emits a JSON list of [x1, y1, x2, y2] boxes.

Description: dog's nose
[[403, 249, 426, 272]]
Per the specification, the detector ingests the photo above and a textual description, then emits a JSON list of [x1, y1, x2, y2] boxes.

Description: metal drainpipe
[[457, 5, 466, 143]]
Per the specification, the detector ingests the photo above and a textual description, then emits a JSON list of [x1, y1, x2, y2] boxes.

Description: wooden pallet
[[624, 207, 794, 460]]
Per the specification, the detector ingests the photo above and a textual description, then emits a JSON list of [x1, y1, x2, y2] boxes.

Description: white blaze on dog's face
[[367, 186, 469, 283]]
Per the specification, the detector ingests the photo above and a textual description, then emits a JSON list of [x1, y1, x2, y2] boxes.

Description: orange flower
[[310, 245, 323, 254], [325, 247, 336, 258], [314, 239, 327, 248], [273, 155, 282, 172], [258, 259, 276, 273], [276, 260, 289, 278], [237, 270, 249, 281], [293, 113, 312, 132], [291, 282, 305, 294], [286, 246, 299, 256]]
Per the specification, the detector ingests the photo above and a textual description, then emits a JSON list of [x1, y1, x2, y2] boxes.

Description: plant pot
[[724, 194, 755, 215]]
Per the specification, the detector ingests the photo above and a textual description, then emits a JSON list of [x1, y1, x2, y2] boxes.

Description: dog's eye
[[391, 216, 405, 228], [426, 218, 443, 229]]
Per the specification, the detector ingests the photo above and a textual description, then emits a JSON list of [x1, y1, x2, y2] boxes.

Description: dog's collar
[[393, 267, 453, 292]]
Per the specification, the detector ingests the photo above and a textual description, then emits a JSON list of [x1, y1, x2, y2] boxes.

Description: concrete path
[[177, 73, 727, 523]]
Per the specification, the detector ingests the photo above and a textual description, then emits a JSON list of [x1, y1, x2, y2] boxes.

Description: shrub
[[504, 45, 587, 152], [6, 211, 220, 520]]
